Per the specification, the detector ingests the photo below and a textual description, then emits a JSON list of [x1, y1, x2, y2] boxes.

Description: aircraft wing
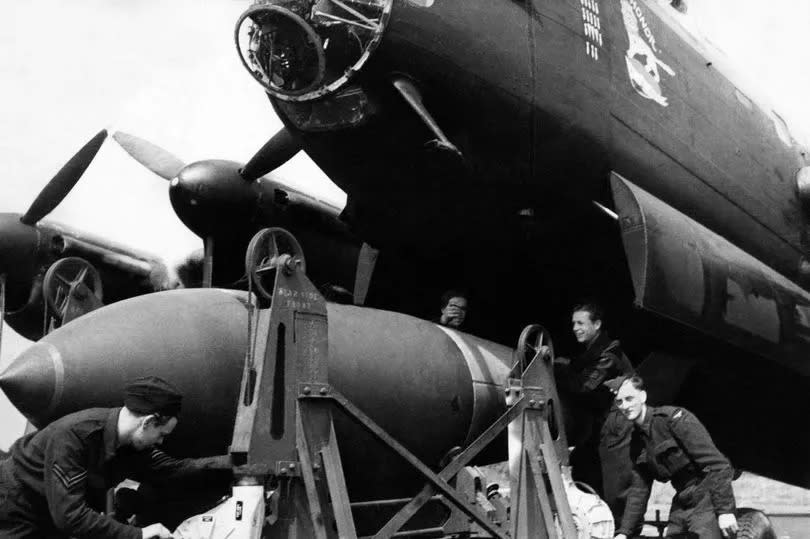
[[4, 221, 174, 342], [42, 221, 172, 289]]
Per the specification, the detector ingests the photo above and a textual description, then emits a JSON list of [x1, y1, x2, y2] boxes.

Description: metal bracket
[[299, 383, 331, 398], [275, 461, 300, 477], [229, 233, 579, 538]]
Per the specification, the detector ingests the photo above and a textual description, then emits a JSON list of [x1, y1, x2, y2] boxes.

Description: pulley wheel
[[245, 227, 306, 300], [43, 257, 103, 323], [513, 323, 554, 376]]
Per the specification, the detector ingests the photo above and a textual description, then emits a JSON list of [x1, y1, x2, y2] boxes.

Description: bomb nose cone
[[0, 342, 58, 426]]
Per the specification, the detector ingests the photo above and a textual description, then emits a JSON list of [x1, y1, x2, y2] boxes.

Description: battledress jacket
[[558, 331, 634, 411], [3, 407, 229, 539], [615, 405, 736, 536]]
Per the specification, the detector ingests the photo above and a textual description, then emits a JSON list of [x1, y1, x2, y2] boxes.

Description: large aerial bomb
[[1, 288, 514, 505]]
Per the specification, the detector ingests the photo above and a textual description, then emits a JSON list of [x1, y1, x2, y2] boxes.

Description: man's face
[[441, 296, 468, 328], [132, 416, 178, 451], [615, 382, 646, 422], [572, 310, 601, 344]]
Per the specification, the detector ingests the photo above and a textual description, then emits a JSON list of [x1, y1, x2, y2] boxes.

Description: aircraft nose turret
[[234, 0, 392, 102], [0, 342, 58, 423]]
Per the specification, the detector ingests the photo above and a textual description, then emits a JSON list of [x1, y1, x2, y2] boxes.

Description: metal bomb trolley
[[174, 228, 612, 538]]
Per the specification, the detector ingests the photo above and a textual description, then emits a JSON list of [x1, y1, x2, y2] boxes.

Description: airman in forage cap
[[0, 376, 230, 539]]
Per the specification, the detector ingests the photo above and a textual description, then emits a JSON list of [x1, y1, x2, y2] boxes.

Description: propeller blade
[[353, 242, 379, 306], [21, 130, 108, 225], [202, 236, 214, 288], [241, 127, 301, 182], [112, 131, 186, 181], [0, 274, 5, 360]]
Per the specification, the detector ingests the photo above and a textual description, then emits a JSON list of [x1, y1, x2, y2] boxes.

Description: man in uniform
[[437, 289, 469, 330], [612, 376, 738, 538], [0, 376, 230, 538], [545, 302, 634, 499]]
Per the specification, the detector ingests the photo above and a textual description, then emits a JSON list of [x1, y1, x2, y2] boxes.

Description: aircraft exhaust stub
[[235, 0, 393, 102]]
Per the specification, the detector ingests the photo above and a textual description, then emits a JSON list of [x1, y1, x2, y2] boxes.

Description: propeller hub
[[169, 160, 260, 238]]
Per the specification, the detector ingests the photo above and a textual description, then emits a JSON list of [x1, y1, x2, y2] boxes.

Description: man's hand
[[142, 523, 173, 539], [614, 534, 627, 539], [718, 513, 738, 537], [553, 355, 570, 366]]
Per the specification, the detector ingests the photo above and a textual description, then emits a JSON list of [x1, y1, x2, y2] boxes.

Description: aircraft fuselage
[[273, 0, 807, 281], [236, 0, 810, 488]]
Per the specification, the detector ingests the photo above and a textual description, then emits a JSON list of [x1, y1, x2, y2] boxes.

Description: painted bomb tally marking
[[580, 0, 602, 61], [618, 0, 675, 106]]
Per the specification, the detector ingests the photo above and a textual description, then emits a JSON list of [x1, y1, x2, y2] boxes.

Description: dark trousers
[[597, 408, 635, 530], [0, 460, 63, 538], [666, 488, 723, 538]]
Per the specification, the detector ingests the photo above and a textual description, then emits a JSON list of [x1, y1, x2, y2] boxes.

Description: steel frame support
[[230, 228, 579, 538]]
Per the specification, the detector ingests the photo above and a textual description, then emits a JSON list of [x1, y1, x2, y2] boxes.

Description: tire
[[736, 508, 776, 539]]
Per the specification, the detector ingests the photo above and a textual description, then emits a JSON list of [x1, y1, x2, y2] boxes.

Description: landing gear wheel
[[513, 323, 554, 376], [245, 227, 306, 300], [736, 508, 776, 539], [43, 257, 103, 323]]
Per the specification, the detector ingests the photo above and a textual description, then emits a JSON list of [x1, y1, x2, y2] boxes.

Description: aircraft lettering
[[629, 0, 657, 52], [580, 0, 602, 61], [724, 277, 780, 343], [618, 0, 675, 106]]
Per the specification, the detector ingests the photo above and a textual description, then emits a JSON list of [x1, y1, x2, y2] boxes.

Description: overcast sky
[[1, 0, 809, 446]]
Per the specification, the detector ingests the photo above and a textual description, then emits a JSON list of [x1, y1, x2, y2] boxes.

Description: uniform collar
[[582, 330, 611, 357], [103, 407, 122, 461], [636, 405, 654, 435]]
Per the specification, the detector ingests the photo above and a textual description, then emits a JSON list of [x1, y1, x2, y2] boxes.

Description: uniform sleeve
[[669, 410, 736, 515], [569, 341, 629, 393], [134, 449, 231, 484], [616, 461, 652, 536], [43, 430, 141, 539], [577, 354, 616, 392]]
